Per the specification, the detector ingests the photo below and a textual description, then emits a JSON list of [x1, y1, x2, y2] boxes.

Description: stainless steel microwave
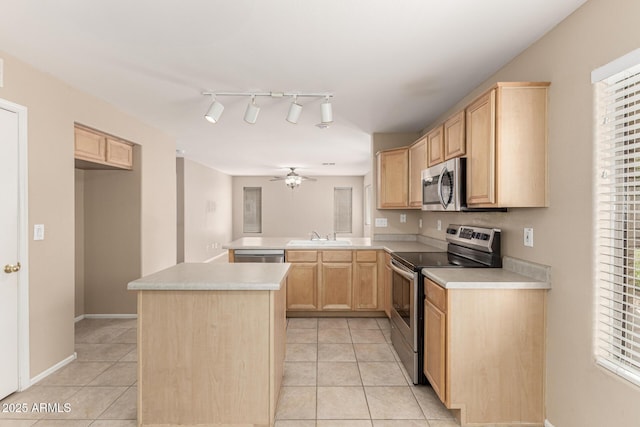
[[421, 157, 465, 211]]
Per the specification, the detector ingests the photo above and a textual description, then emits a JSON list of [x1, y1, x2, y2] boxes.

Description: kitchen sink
[[287, 239, 352, 246]]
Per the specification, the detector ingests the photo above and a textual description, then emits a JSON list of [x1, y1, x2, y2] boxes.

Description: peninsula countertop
[[127, 262, 291, 291], [223, 237, 445, 253]]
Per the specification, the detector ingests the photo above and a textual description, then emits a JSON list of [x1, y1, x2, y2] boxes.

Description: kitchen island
[[128, 262, 290, 427]]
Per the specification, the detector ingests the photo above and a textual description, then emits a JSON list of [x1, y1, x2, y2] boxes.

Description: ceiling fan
[[270, 167, 317, 189]]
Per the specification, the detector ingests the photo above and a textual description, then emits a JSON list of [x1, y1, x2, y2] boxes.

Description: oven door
[[389, 258, 419, 384]]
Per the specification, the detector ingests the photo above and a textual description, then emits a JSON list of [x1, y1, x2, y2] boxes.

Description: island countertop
[[127, 262, 291, 291]]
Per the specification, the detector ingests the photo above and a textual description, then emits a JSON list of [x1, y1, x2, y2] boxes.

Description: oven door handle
[[390, 259, 416, 281]]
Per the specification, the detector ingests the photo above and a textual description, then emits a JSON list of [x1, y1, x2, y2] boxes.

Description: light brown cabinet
[[422, 277, 546, 425], [377, 147, 409, 209], [443, 110, 465, 160], [353, 251, 380, 310], [424, 279, 447, 403], [408, 138, 428, 208], [320, 251, 353, 310], [285, 250, 319, 311], [284, 249, 384, 314], [466, 82, 549, 208], [426, 125, 444, 167], [74, 125, 134, 170]]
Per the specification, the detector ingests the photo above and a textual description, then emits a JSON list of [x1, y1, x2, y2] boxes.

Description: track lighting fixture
[[204, 97, 224, 123], [321, 96, 333, 124], [286, 96, 303, 124], [244, 95, 260, 124], [201, 91, 333, 126]]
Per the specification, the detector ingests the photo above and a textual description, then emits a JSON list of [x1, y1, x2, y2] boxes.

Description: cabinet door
[[444, 110, 465, 160], [75, 127, 106, 163], [377, 148, 409, 208], [408, 138, 428, 208], [320, 262, 353, 310], [424, 299, 446, 403], [354, 261, 378, 310], [287, 263, 319, 310], [427, 125, 444, 167], [106, 138, 134, 170], [466, 90, 496, 205]]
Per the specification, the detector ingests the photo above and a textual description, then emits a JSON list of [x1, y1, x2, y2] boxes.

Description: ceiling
[[0, 0, 587, 177]]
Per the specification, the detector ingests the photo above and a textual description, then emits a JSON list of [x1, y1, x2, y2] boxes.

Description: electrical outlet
[[419, 218, 423, 229], [524, 228, 534, 247], [375, 218, 388, 228], [437, 220, 442, 231], [400, 214, 407, 223]]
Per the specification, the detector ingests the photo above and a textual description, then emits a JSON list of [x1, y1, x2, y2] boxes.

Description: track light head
[[286, 96, 303, 124], [204, 99, 224, 123], [244, 95, 260, 124], [321, 96, 333, 124]]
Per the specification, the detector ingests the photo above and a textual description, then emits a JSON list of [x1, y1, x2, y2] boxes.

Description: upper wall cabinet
[[466, 82, 549, 208], [408, 137, 428, 208], [426, 125, 444, 167], [74, 125, 134, 170], [377, 147, 410, 209], [443, 110, 465, 160]]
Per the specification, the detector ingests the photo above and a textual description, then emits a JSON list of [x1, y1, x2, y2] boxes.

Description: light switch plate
[[0, 58, 4, 88], [524, 228, 534, 247], [34, 224, 45, 241], [437, 220, 442, 231], [400, 214, 406, 223], [375, 218, 388, 227]]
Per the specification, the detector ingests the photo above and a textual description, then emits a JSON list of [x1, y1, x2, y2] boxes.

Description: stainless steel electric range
[[389, 224, 502, 384]]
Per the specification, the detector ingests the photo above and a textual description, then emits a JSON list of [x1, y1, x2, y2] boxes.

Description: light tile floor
[[277, 317, 460, 427], [0, 317, 460, 427]]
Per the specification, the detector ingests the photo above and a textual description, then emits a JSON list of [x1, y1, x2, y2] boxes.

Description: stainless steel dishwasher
[[232, 249, 285, 263]]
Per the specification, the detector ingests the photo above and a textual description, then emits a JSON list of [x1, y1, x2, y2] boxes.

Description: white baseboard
[[74, 314, 85, 322], [29, 352, 77, 387], [80, 314, 138, 319], [545, 420, 556, 427]]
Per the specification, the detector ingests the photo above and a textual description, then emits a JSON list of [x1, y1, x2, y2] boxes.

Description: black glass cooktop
[[391, 251, 488, 271]]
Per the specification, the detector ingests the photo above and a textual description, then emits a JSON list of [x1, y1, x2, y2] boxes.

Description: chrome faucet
[[311, 231, 322, 240]]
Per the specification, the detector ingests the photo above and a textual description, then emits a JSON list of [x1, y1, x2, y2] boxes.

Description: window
[[334, 187, 352, 233], [594, 49, 640, 386], [243, 187, 262, 233]]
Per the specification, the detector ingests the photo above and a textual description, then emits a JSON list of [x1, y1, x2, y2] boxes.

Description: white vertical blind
[[334, 187, 352, 233], [595, 58, 640, 387], [243, 187, 262, 233]]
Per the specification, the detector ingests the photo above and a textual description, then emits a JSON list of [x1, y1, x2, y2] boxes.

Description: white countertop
[[422, 267, 550, 290], [128, 262, 291, 291], [223, 237, 444, 253]]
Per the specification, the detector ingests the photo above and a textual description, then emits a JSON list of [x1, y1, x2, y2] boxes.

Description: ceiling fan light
[[286, 100, 303, 124], [204, 99, 224, 123], [321, 98, 333, 124], [244, 96, 260, 124]]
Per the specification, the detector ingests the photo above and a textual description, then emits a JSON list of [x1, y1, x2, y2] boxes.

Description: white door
[[0, 106, 20, 400]]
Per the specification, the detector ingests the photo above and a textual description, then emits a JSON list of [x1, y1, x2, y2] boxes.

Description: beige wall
[[232, 176, 364, 239], [370, 133, 422, 237], [74, 170, 85, 318], [0, 51, 176, 379], [415, 0, 640, 425], [177, 158, 233, 262]]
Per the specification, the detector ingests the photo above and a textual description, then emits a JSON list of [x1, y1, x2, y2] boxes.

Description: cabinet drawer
[[322, 251, 353, 262], [425, 278, 446, 312], [286, 250, 317, 262], [356, 250, 377, 262]]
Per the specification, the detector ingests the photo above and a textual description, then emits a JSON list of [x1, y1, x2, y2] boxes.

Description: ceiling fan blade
[[300, 176, 317, 181], [270, 177, 286, 181]]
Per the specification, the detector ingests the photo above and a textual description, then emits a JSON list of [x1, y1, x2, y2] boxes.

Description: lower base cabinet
[[136, 282, 286, 426], [423, 278, 546, 426], [285, 249, 385, 314]]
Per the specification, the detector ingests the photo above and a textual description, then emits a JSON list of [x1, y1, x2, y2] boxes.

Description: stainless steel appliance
[[233, 249, 285, 263], [421, 157, 465, 211], [389, 224, 501, 384]]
